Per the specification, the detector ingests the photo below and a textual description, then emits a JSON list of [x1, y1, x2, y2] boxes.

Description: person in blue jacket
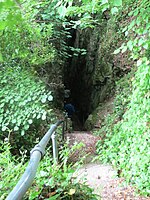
[[64, 102, 75, 118]]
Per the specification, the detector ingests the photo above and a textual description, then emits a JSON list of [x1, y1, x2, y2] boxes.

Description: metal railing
[[6, 118, 67, 200]]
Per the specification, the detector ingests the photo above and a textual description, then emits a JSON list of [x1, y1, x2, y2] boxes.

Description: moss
[[84, 109, 99, 130]]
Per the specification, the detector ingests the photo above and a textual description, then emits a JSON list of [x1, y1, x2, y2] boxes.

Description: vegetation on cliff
[[0, 0, 149, 198], [96, 0, 150, 196]]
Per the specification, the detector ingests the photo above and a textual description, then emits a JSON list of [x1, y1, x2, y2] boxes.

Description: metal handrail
[[6, 119, 65, 200]]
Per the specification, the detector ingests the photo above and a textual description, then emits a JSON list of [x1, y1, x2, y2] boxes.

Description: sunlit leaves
[[0, 68, 53, 135], [0, 53, 3, 61], [111, 7, 118, 15], [127, 40, 133, 51], [112, 0, 122, 7], [99, 0, 150, 195], [41, 93, 53, 104], [0, 0, 23, 30], [0, 0, 55, 67], [118, 0, 150, 59], [98, 60, 150, 195], [113, 48, 120, 54], [102, 0, 108, 4], [57, 5, 67, 18]]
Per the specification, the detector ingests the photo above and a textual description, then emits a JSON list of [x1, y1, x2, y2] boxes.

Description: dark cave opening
[[64, 81, 91, 131], [64, 29, 93, 130], [63, 26, 114, 131], [60, 17, 127, 131]]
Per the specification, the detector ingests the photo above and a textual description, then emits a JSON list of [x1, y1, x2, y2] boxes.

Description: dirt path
[[76, 163, 150, 200], [65, 131, 150, 200]]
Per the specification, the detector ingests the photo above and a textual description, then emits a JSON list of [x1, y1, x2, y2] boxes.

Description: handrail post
[[62, 121, 65, 141], [65, 117, 68, 131], [51, 131, 58, 163], [6, 119, 66, 199]]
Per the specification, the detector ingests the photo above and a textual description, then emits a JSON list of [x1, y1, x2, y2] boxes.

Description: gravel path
[[75, 163, 115, 199], [66, 132, 150, 200], [76, 163, 150, 200]]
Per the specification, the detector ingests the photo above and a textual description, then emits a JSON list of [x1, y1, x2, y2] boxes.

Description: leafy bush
[[96, 0, 150, 196], [97, 60, 150, 196], [114, 73, 132, 119], [0, 67, 54, 152], [0, 141, 98, 200], [0, 141, 27, 199], [0, 0, 55, 66]]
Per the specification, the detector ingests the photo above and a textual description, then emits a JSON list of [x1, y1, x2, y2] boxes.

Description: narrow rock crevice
[[64, 27, 114, 130]]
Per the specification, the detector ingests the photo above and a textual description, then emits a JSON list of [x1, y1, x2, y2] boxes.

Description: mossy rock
[[84, 112, 98, 130]]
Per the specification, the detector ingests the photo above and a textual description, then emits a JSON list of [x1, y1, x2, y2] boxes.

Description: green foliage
[[98, 61, 150, 195], [96, 0, 150, 196], [0, 67, 53, 138], [96, 64, 150, 196], [114, 72, 133, 119], [0, 0, 58, 151], [0, 19, 55, 67], [0, 141, 27, 199], [0, 0, 55, 67], [0, 0, 22, 31], [51, 0, 123, 30], [0, 141, 98, 200], [69, 47, 87, 56], [114, 0, 150, 57]]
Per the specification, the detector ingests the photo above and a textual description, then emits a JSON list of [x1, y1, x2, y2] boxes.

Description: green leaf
[[81, 52, 87, 55], [68, 188, 76, 195], [0, 117, 3, 123], [143, 43, 148, 49], [113, 48, 120, 54], [37, 113, 41, 119], [24, 124, 30, 130], [57, 5, 67, 18], [0, 21, 6, 30], [48, 95, 53, 101], [125, 31, 128, 36], [0, 53, 3, 61], [111, 7, 118, 15], [28, 119, 33, 124], [12, 119, 16, 124], [138, 38, 144, 46], [48, 194, 60, 200], [121, 46, 127, 53], [113, 0, 122, 7], [101, 0, 108, 4], [32, 113, 36, 118], [41, 112, 46, 120], [14, 126, 19, 131], [21, 130, 25, 136], [128, 20, 135, 30], [136, 17, 141, 26], [41, 95, 47, 103], [2, 126, 7, 131], [127, 40, 133, 51], [0, 103, 5, 108], [133, 9, 139, 16]]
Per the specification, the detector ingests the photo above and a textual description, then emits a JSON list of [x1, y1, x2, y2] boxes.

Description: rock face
[[64, 19, 117, 127], [64, 16, 132, 128]]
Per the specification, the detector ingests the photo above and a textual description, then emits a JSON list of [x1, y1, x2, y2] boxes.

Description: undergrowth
[[0, 140, 98, 200], [96, 0, 150, 196], [96, 61, 150, 196], [0, 67, 55, 154]]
